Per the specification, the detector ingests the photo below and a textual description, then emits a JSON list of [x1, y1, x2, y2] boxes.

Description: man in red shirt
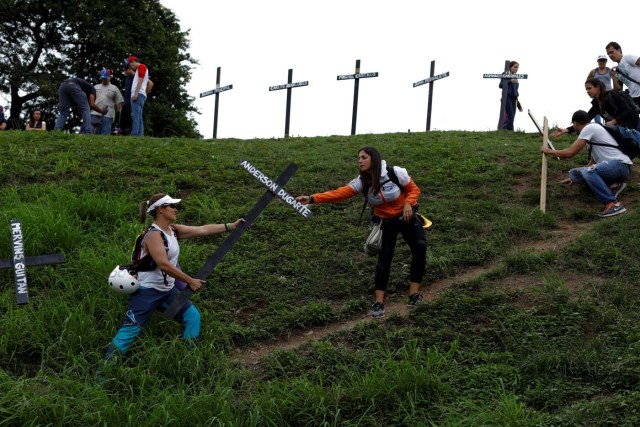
[[128, 56, 150, 136]]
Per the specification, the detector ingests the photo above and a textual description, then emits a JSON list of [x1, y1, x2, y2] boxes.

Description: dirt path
[[230, 218, 600, 367]]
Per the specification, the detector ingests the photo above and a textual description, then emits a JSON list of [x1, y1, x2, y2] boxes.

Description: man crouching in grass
[[544, 110, 631, 218]]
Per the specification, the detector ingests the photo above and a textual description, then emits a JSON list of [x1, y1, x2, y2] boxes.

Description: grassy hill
[[1, 130, 639, 425]]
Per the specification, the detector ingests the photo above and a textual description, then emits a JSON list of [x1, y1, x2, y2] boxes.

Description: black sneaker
[[608, 182, 627, 199], [371, 302, 385, 318], [598, 202, 626, 218], [407, 293, 423, 307]]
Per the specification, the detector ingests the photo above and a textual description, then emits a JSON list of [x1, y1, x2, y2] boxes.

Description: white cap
[[146, 195, 181, 213], [597, 54, 607, 61]]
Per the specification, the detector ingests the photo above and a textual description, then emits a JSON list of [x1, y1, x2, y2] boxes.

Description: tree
[[0, 0, 201, 137]]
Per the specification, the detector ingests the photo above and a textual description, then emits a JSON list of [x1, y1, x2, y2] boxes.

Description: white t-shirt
[[348, 160, 411, 206], [617, 55, 640, 97], [132, 64, 150, 99], [579, 123, 633, 165], [137, 224, 179, 292]]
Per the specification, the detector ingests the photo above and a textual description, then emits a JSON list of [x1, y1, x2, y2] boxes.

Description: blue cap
[[100, 68, 111, 79]]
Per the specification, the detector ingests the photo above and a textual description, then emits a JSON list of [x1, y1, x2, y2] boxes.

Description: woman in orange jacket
[[296, 146, 427, 318]]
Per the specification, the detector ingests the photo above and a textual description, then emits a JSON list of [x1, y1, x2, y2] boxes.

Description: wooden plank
[[540, 117, 549, 213]]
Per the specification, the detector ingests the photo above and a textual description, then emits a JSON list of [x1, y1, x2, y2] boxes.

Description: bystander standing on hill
[[128, 56, 150, 136], [91, 69, 124, 135], [119, 58, 153, 135], [499, 61, 523, 131], [606, 41, 640, 108], [586, 55, 620, 123]]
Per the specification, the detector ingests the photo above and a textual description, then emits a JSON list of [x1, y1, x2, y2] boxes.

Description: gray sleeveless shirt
[[593, 67, 612, 91]]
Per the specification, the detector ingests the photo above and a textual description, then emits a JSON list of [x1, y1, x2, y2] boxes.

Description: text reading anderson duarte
[[240, 160, 313, 218]]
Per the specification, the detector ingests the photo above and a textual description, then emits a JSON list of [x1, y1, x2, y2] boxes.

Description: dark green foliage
[[0, 0, 199, 137]]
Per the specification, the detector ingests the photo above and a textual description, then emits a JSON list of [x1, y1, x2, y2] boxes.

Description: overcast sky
[[159, 0, 640, 140]]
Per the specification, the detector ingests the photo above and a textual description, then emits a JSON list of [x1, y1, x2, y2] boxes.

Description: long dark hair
[[585, 77, 607, 104], [29, 110, 42, 128], [358, 146, 382, 195], [139, 193, 166, 223]]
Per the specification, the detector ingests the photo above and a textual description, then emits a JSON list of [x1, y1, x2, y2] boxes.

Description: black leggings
[[374, 215, 427, 291]]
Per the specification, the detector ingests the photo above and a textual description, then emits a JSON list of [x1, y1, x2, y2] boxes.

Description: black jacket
[[588, 90, 639, 129]]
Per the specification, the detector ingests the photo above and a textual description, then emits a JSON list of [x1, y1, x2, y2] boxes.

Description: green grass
[[1, 129, 639, 425]]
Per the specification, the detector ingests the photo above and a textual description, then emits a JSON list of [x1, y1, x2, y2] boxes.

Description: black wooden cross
[[413, 60, 450, 131], [269, 69, 309, 138], [164, 160, 310, 319], [337, 59, 379, 135], [199, 66, 233, 139], [483, 60, 528, 130], [1, 219, 65, 305]]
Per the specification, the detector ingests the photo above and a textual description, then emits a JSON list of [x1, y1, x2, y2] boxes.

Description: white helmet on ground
[[109, 265, 140, 294]]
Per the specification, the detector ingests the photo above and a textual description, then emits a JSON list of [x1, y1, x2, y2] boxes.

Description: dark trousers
[[503, 96, 517, 130], [119, 104, 132, 135], [375, 216, 427, 291]]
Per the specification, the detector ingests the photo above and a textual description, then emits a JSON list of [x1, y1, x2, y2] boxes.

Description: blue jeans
[[131, 94, 147, 136], [109, 286, 199, 355], [594, 114, 602, 124], [55, 80, 92, 133], [569, 160, 631, 204], [91, 115, 113, 135]]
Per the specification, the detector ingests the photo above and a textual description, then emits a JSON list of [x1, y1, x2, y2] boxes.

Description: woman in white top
[[104, 193, 244, 361], [26, 110, 47, 131]]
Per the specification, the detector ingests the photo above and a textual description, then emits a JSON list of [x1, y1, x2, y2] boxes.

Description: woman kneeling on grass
[[296, 146, 427, 319], [104, 193, 244, 361]]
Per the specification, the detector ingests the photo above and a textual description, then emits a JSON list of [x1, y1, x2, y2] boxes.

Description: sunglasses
[[162, 204, 179, 209]]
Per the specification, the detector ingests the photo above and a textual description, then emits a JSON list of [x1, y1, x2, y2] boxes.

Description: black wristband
[[309, 195, 314, 204]]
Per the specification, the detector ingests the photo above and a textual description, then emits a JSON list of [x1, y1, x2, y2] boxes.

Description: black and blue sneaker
[[371, 302, 385, 319], [598, 202, 626, 218], [407, 293, 423, 307]]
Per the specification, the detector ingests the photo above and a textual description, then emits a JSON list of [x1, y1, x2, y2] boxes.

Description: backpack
[[121, 225, 175, 277], [607, 90, 640, 116], [359, 166, 404, 221], [589, 124, 640, 160]]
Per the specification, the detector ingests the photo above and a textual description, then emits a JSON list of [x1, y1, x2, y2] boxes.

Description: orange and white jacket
[[313, 160, 421, 219]]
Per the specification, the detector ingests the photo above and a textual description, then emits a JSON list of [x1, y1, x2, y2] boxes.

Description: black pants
[[375, 215, 427, 292], [119, 104, 132, 135], [503, 96, 517, 130]]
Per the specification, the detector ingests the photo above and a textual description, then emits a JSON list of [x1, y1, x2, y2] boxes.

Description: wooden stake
[[540, 117, 549, 213]]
